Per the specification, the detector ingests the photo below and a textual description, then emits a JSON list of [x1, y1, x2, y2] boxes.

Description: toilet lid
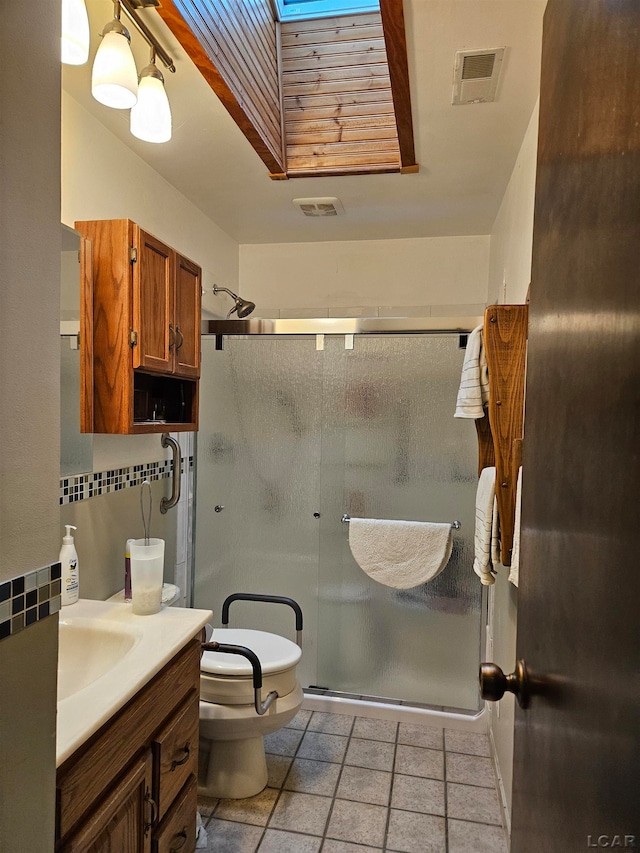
[[201, 628, 302, 677]]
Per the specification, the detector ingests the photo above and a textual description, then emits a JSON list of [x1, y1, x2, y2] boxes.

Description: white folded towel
[[348, 518, 453, 589], [508, 467, 523, 587], [454, 324, 490, 419], [474, 466, 496, 585]]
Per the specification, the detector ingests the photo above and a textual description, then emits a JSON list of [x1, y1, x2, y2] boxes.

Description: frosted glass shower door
[[194, 337, 323, 689], [316, 335, 482, 710], [196, 332, 483, 710]]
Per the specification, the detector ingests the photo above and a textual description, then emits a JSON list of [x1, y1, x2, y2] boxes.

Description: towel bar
[[341, 514, 461, 529]]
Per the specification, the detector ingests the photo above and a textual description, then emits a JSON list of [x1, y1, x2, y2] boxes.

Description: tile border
[[0, 563, 62, 643], [60, 456, 194, 506]]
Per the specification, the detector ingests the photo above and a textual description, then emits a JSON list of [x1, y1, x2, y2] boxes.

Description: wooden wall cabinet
[[76, 219, 202, 434], [56, 639, 201, 853]]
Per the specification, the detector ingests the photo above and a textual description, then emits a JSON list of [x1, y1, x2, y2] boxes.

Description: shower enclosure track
[[202, 316, 483, 336]]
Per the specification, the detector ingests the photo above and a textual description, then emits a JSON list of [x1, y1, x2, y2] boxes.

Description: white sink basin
[[56, 599, 212, 767], [57, 618, 142, 702]]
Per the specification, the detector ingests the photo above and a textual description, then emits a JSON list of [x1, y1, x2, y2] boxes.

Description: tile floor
[[199, 709, 508, 853]]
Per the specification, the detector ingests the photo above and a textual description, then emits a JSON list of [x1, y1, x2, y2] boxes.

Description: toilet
[[198, 627, 303, 799]]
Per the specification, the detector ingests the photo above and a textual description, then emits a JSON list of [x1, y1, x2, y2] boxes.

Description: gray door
[[510, 1, 640, 849]]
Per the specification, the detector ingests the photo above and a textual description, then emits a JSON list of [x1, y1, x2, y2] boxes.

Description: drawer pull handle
[[144, 788, 158, 836], [175, 325, 185, 352], [170, 829, 188, 852], [170, 741, 191, 771]]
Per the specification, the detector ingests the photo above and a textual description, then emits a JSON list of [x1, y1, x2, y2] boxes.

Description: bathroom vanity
[[74, 219, 201, 435], [55, 600, 211, 852]]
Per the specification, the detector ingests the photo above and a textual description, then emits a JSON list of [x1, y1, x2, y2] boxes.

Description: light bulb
[[61, 0, 90, 65], [91, 20, 138, 109], [130, 64, 172, 143]]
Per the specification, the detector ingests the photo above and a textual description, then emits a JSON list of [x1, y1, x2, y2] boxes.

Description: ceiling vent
[[452, 48, 505, 105], [293, 197, 345, 217]]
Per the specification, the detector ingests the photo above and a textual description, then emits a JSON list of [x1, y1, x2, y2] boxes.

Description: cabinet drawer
[[153, 695, 199, 820], [153, 775, 197, 853]]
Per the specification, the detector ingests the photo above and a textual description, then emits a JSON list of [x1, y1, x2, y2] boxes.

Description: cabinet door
[[59, 751, 154, 853], [133, 227, 174, 374], [173, 254, 201, 379]]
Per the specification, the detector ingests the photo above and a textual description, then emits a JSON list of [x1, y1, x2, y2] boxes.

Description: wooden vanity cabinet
[[56, 638, 201, 853], [75, 219, 201, 434]]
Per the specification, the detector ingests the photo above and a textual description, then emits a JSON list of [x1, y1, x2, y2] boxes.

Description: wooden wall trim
[[483, 304, 529, 567], [157, 0, 285, 174], [379, 0, 417, 170]]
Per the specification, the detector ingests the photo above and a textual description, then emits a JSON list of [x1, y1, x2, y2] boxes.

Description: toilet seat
[[201, 628, 302, 676], [200, 628, 302, 705]]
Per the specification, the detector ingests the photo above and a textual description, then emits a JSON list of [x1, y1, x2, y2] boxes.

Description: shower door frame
[[193, 315, 487, 712]]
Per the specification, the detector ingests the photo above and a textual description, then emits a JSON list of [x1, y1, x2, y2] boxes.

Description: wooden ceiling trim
[[282, 24, 380, 47], [379, 0, 417, 170], [157, 0, 285, 173], [283, 76, 394, 97], [287, 126, 399, 143], [281, 12, 383, 36], [283, 89, 398, 108]]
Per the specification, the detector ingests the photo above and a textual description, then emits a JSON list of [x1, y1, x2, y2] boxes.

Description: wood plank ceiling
[[281, 13, 401, 176], [158, 0, 417, 179]]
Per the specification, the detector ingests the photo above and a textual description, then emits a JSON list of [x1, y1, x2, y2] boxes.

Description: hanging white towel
[[348, 518, 453, 589], [454, 324, 490, 419], [491, 496, 501, 567], [508, 467, 523, 587], [474, 467, 496, 586]]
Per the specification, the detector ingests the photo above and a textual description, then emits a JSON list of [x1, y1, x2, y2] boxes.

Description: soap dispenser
[[60, 525, 79, 606]]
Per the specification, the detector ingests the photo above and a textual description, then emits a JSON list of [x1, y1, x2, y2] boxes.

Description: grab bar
[[221, 593, 303, 649], [160, 433, 181, 514], [341, 514, 461, 530], [201, 641, 278, 715]]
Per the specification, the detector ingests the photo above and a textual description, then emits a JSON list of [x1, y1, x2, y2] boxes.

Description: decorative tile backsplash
[[0, 563, 62, 642], [59, 457, 194, 506]]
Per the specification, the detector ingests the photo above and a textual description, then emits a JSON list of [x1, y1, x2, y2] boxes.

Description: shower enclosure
[[194, 329, 483, 711]]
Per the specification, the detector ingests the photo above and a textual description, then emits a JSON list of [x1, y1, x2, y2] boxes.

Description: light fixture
[[130, 49, 172, 143], [91, 1, 138, 109], [212, 286, 256, 319], [61, 0, 90, 65]]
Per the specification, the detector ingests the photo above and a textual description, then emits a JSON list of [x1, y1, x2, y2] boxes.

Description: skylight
[[274, 0, 379, 23]]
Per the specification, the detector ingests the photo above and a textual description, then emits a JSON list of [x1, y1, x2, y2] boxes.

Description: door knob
[[479, 659, 530, 708]]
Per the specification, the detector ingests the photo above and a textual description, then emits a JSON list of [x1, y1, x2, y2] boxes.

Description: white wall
[[239, 235, 490, 316], [486, 100, 539, 829], [0, 5, 60, 850], [61, 92, 240, 468], [489, 102, 539, 306]]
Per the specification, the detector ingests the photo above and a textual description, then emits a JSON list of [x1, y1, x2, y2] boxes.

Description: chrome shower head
[[234, 297, 256, 318], [212, 285, 256, 319]]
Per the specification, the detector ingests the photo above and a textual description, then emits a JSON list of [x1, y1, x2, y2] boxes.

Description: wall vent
[[293, 197, 345, 217], [452, 47, 505, 105]]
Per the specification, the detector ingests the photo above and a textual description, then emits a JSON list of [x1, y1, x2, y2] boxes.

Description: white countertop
[[56, 599, 212, 767]]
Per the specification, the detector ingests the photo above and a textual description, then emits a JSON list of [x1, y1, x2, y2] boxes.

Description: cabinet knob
[[169, 323, 176, 350], [175, 325, 184, 352]]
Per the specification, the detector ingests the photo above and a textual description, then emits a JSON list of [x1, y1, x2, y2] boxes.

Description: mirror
[[60, 224, 93, 476]]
